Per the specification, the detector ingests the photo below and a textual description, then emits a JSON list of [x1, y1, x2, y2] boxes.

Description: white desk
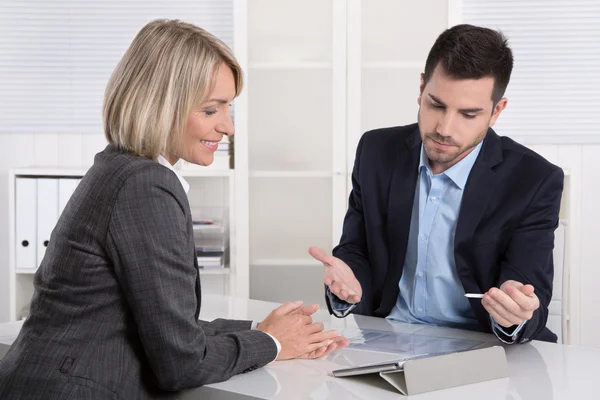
[[2, 295, 599, 399]]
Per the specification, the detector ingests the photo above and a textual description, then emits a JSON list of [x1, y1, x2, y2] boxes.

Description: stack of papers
[[341, 328, 484, 357]]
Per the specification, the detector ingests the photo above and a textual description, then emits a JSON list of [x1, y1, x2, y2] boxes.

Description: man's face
[[417, 63, 507, 173]]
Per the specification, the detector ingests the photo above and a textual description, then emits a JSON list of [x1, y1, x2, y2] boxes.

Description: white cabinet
[[346, 0, 450, 186], [7, 168, 236, 321], [246, 0, 348, 306]]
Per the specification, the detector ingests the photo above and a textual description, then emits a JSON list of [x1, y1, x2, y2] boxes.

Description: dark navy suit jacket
[[328, 124, 563, 343]]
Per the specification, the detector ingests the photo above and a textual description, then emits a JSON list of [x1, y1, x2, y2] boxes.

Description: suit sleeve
[[497, 167, 564, 343], [106, 167, 277, 391], [328, 134, 373, 315], [197, 319, 252, 336]]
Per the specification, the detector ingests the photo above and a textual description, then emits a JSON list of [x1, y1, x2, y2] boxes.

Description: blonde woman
[[0, 20, 348, 399]]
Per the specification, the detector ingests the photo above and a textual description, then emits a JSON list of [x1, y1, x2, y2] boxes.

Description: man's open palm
[[308, 247, 362, 304]]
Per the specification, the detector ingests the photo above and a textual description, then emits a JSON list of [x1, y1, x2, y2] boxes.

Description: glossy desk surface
[[1, 294, 599, 399]]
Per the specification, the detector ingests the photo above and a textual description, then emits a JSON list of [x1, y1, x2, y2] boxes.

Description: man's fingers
[[520, 284, 535, 296], [483, 294, 524, 326], [489, 288, 523, 316], [482, 297, 515, 327], [505, 285, 538, 312], [339, 289, 349, 300], [331, 281, 345, 299], [309, 246, 334, 266], [487, 309, 514, 328], [347, 293, 361, 304], [502, 281, 537, 309]]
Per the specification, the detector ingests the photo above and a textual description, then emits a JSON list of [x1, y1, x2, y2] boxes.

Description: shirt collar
[[419, 140, 484, 190], [157, 155, 190, 194]]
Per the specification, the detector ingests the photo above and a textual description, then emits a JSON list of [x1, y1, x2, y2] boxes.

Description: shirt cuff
[[326, 287, 358, 317], [252, 321, 281, 361], [490, 315, 527, 344]]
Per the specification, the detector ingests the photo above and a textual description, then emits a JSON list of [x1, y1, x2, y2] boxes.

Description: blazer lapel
[[378, 128, 422, 315], [454, 129, 503, 304], [455, 129, 503, 247]]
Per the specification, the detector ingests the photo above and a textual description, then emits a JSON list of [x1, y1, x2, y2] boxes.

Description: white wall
[[523, 143, 597, 348]]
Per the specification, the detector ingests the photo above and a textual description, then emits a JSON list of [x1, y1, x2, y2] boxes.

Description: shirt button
[[417, 308, 423, 312], [431, 196, 437, 203], [417, 271, 424, 277], [419, 233, 427, 241]]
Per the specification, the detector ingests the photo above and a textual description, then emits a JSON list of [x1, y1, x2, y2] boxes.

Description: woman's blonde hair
[[103, 19, 243, 160]]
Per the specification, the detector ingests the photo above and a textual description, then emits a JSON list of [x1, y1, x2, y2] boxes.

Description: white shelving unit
[[345, 0, 450, 192], [245, 0, 348, 306], [7, 165, 236, 321]]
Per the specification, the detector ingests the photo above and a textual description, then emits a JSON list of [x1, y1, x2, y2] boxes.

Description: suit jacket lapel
[[454, 129, 503, 327], [378, 128, 421, 316], [455, 129, 503, 249]]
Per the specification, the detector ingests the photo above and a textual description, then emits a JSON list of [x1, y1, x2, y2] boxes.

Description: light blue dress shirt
[[386, 142, 482, 328], [329, 140, 525, 342]]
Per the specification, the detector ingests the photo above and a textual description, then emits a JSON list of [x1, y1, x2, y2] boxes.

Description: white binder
[[15, 178, 37, 270], [36, 178, 59, 268], [58, 178, 80, 216]]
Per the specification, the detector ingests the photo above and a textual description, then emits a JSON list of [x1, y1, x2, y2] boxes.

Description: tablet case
[[336, 345, 508, 396]]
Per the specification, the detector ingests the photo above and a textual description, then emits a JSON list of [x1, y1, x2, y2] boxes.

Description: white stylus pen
[[464, 293, 485, 299]]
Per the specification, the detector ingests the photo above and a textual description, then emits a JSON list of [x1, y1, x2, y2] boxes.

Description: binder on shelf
[[36, 178, 59, 267], [58, 178, 80, 216], [15, 178, 37, 270], [195, 239, 227, 252], [192, 221, 225, 233], [192, 208, 228, 268]]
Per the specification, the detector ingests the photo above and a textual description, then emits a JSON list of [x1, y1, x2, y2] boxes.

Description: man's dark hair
[[424, 24, 513, 105]]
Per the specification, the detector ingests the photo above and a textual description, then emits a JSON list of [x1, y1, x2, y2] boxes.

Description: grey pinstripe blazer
[[0, 145, 277, 399]]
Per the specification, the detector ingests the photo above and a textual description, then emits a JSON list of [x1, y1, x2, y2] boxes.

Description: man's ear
[[489, 98, 508, 127], [418, 72, 426, 105]]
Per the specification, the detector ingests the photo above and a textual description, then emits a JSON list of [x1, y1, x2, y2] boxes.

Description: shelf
[[362, 61, 424, 69], [11, 167, 234, 178], [251, 258, 323, 267], [17, 267, 231, 275], [13, 167, 87, 177], [178, 169, 233, 178], [15, 269, 37, 275], [250, 170, 337, 178], [249, 62, 332, 70], [199, 268, 231, 275]]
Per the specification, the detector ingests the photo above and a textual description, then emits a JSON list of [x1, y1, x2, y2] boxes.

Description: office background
[[0, 0, 598, 350]]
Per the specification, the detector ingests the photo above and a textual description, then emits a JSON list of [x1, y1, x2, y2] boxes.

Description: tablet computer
[[332, 360, 405, 377], [331, 352, 444, 378]]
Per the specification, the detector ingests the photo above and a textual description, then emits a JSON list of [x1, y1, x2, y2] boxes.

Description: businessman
[[310, 24, 563, 344]]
